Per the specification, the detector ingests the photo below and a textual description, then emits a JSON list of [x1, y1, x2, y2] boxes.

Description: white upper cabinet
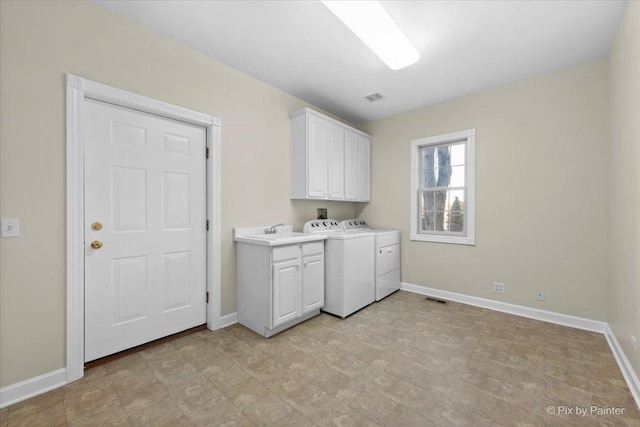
[[307, 115, 328, 198], [344, 129, 370, 201], [327, 123, 345, 199], [344, 130, 359, 201], [359, 134, 370, 201], [290, 108, 370, 202]]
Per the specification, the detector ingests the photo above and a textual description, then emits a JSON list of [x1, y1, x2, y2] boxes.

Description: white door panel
[[84, 99, 206, 362], [359, 136, 370, 201], [112, 166, 147, 232], [327, 124, 344, 199], [112, 255, 148, 324], [302, 254, 324, 313], [344, 130, 359, 200], [272, 259, 302, 327], [163, 172, 191, 230], [162, 251, 192, 312], [307, 116, 327, 198]]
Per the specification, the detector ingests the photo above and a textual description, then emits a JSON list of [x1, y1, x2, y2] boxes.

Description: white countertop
[[233, 225, 327, 247]]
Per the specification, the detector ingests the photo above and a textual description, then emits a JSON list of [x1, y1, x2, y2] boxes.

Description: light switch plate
[[1, 218, 20, 237]]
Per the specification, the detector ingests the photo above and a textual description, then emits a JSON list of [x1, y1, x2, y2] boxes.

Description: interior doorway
[[66, 74, 222, 382]]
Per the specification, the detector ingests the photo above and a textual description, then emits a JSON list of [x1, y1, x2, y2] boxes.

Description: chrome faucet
[[265, 223, 284, 234]]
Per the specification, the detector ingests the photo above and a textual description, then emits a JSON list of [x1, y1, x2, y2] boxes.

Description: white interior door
[[84, 99, 207, 362]]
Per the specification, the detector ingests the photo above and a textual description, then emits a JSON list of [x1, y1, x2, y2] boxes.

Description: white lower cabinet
[[344, 129, 370, 201], [237, 241, 324, 337]]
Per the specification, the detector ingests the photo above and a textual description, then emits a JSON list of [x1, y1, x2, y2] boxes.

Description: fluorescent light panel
[[322, 0, 420, 70]]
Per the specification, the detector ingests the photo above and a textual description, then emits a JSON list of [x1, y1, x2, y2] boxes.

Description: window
[[410, 129, 475, 245]]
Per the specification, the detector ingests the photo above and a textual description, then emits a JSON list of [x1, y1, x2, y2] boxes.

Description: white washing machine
[[339, 219, 401, 301], [303, 219, 375, 318]]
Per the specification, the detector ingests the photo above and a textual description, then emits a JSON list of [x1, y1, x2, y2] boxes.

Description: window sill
[[410, 234, 475, 246]]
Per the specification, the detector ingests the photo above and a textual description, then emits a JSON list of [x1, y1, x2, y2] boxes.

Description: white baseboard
[[401, 282, 607, 333], [604, 325, 640, 411], [2, 313, 238, 409], [401, 282, 639, 410], [220, 312, 238, 328], [0, 368, 66, 409]]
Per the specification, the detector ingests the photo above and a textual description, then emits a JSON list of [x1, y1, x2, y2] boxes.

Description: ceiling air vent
[[365, 93, 383, 102]]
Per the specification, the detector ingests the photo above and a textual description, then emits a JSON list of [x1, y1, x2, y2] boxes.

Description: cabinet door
[[327, 124, 345, 199], [344, 129, 359, 200], [359, 135, 370, 201], [302, 254, 324, 313], [272, 259, 302, 327], [307, 115, 328, 198]]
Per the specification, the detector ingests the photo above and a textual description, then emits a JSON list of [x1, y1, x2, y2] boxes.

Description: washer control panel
[[303, 219, 341, 233], [339, 219, 370, 231]]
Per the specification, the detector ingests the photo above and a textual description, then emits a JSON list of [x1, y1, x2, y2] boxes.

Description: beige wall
[[607, 1, 640, 375], [358, 59, 609, 321], [1, 0, 636, 392], [0, 0, 356, 387]]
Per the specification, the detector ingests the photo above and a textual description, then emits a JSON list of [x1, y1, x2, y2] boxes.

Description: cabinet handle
[[304, 262, 308, 268], [296, 264, 300, 270], [387, 248, 392, 254]]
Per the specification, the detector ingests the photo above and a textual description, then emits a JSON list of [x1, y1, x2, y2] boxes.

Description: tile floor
[[1, 291, 639, 426]]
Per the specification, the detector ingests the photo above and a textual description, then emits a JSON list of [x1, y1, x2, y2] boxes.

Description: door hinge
[[206, 147, 209, 159], [206, 292, 209, 303], [206, 219, 210, 231]]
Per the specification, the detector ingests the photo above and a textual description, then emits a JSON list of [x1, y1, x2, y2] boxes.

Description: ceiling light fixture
[[321, 0, 420, 71]]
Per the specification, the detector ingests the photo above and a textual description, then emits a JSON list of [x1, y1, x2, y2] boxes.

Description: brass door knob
[[91, 240, 103, 249], [91, 222, 103, 231]]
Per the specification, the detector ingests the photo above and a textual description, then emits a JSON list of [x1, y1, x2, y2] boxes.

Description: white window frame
[[410, 129, 475, 245]]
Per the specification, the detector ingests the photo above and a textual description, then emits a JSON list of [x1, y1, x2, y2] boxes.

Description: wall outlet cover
[[536, 290, 545, 301], [1, 218, 20, 238], [492, 282, 505, 294]]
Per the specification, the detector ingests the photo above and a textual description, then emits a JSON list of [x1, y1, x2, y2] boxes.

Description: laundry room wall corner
[[0, 0, 354, 395]]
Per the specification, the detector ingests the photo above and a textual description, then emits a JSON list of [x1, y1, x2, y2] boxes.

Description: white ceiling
[[94, 0, 627, 124]]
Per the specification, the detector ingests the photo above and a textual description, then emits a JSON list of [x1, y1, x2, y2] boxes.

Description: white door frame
[[65, 73, 222, 383]]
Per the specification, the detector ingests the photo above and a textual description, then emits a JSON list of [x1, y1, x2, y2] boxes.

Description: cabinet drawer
[[272, 244, 300, 262], [302, 241, 324, 256]]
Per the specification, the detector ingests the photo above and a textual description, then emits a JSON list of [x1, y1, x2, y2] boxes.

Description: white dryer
[[303, 219, 375, 318], [340, 219, 401, 301]]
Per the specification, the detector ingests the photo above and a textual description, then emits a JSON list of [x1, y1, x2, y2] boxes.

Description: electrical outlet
[[536, 290, 545, 301], [493, 282, 505, 294], [631, 335, 637, 351]]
